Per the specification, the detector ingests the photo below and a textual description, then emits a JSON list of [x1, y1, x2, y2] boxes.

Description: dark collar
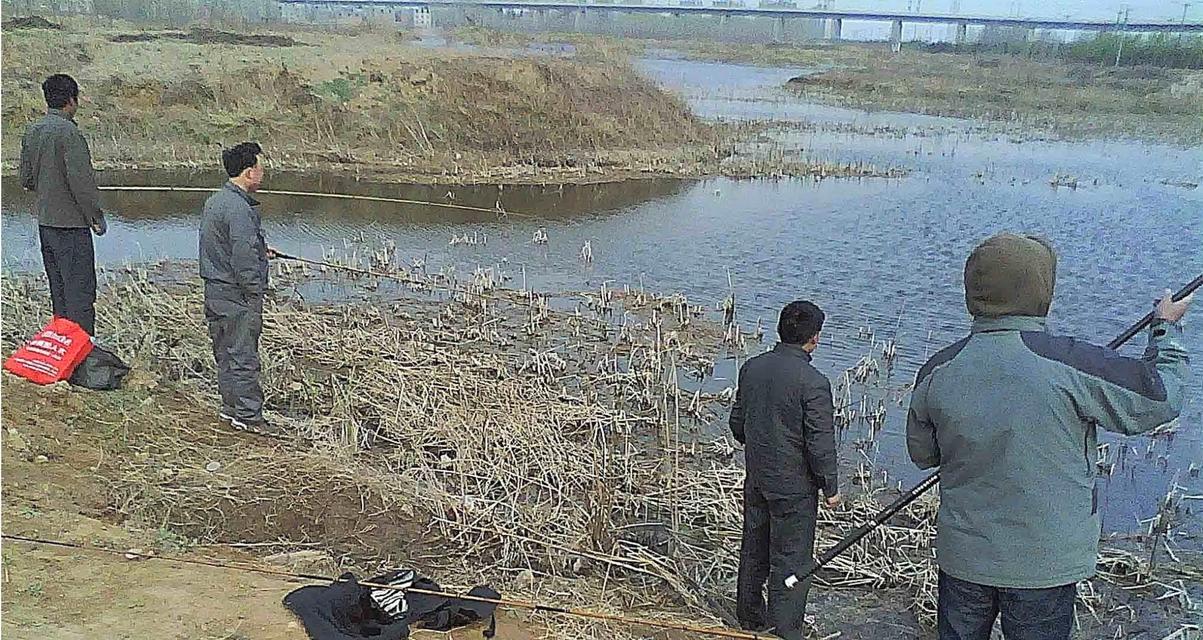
[[47, 108, 75, 123], [223, 180, 260, 207], [773, 342, 813, 361], [971, 315, 1047, 334]]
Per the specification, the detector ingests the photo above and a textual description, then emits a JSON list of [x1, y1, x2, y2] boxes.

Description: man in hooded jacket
[[907, 233, 1192, 640]]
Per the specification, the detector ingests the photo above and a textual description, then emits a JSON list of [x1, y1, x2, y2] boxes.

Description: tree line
[[923, 33, 1203, 69], [2, 0, 280, 26]]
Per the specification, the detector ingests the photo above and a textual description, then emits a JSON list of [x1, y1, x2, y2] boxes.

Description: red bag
[[3, 317, 94, 385]]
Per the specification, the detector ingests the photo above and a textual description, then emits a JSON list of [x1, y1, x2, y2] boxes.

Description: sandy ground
[[0, 379, 545, 640]]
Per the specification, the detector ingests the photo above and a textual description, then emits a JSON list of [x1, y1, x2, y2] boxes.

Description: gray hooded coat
[[907, 234, 1188, 588]]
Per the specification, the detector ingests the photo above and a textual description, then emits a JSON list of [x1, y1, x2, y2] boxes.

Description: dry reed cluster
[[2, 256, 1196, 638]]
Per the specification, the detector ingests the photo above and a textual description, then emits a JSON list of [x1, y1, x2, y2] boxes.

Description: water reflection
[[1, 171, 690, 224]]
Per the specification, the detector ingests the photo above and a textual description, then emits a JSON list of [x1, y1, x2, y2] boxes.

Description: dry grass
[[477, 31, 1202, 145], [0, 19, 717, 183], [455, 26, 647, 60], [682, 43, 1202, 145], [3, 255, 1198, 637], [1, 258, 940, 633], [784, 50, 1203, 144], [0, 20, 910, 183]]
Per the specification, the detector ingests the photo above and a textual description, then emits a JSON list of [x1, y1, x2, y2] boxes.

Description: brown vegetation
[[109, 27, 304, 46], [3, 260, 1199, 639], [0, 263, 928, 638], [462, 29, 1201, 145], [648, 39, 1202, 144], [1, 20, 909, 184], [0, 20, 720, 184], [783, 49, 1202, 144]]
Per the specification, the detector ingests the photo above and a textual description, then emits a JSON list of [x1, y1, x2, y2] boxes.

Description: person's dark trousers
[[39, 226, 97, 335], [737, 483, 818, 640], [203, 280, 265, 421], [937, 571, 1076, 640]]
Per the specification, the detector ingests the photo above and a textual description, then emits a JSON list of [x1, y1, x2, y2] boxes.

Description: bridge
[[279, 0, 1203, 48]]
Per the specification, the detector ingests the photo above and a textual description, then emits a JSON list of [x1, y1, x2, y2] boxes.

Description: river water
[[3, 54, 1201, 543]]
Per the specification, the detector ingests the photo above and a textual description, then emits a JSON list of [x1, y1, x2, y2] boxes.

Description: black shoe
[[230, 416, 283, 437]]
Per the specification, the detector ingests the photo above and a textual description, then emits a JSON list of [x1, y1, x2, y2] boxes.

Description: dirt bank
[[681, 41, 1201, 145], [2, 376, 934, 640], [0, 19, 713, 185], [781, 49, 1203, 145], [1, 15, 62, 30], [457, 29, 1202, 146], [0, 381, 544, 640], [109, 27, 304, 47], [0, 20, 901, 185], [0, 263, 920, 639]]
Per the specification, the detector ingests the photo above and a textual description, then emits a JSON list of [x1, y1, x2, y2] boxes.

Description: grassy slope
[[783, 48, 1203, 144], [0, 21, 716, 183], [459, 29, 1203, 145]]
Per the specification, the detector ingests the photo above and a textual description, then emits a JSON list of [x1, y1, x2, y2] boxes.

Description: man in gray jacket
[[730, 301, 841, 640], [19, 74, 108, 335], [908, 233, 1191, 640], [200, 142, 278, 436]]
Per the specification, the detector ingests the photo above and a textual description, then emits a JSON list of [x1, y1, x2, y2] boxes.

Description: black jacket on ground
[[284, 573, 410, 640], [729, 342, 838, 498], [284, 572, 499, 640]]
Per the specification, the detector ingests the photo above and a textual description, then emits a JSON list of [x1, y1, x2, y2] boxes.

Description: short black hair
[[42, 74, 79, 109], [778, 300, 825, 344], [222, 142, 262, 178]]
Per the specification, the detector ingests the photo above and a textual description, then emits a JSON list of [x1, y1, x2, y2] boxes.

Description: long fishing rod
[[269, 249, 642, 345], [273, 247, 546, 303], [97, 185, 537, 219], [785, 273, 1203, 590], [2, 533, 770, 640]]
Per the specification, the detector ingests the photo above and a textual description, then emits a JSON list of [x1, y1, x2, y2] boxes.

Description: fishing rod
[[272, 247, 541, 304], [96, 185, 537, 219], [268, 249, 634, 342], [785, 273, 1203, 590], [271, 249, 400, 280], [3, 533, 771, 640], [270, 249, 550, 311]]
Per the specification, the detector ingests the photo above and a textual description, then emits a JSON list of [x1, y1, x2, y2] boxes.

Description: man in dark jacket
[[730, 301, 842, 640], [19, 74, 108, 335], [199, 142, 278, 436], [908, 233, 1192, 640]]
